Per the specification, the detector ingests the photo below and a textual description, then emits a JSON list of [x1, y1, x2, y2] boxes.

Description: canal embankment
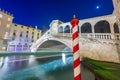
[[82, 58, 120, 80]]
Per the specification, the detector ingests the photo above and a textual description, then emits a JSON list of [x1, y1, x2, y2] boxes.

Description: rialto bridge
[[31, 14, 120, 63]]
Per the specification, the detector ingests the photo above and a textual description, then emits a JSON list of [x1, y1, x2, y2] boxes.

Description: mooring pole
[[70, 15, 81, 80]]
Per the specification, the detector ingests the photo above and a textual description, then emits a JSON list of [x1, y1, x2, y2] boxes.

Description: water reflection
[[0, 56, 74, 80]]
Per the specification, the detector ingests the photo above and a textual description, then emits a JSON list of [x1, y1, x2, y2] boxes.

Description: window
[[37, 33, 39, 36], [27, 39, 28, 42], [19, 38, 22, 42], [20, 32, 22, 37], [37, 33, 39, 38], [31, 40, 34, 42], [21, 26, 23, 28], [26, 31, 29, 33], [58, 26, 63, 33], [26, 31, 29, 38], [37, 37, 39, 39], [8, 18, 11, 21], [64, 25, 70, 33], [13, 32, 16, 36], [12, 37, 15, 40], [32, 32, 34, 35], [0, 14, 3, 18], [32, 36, 34, 39], [15, 24, 17, 26], [6, 24, 10, 28], [26, 34, 28, 38]]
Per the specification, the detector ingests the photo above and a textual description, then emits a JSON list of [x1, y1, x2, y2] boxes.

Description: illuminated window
[[8, 18, 11, 21], [20, 32, 22, 37], [26, 31, 29, 33], [6, 24, 10, 28], [0, 14, 3, 18]]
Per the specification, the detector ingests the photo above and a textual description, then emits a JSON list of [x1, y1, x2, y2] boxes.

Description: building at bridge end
[[0, 9, 42, 52]]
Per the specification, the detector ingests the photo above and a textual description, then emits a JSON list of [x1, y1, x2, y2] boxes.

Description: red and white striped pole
[[70, 15, 81, 80]]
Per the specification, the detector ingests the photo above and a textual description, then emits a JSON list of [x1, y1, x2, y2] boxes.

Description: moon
[[96, 6, 100, 9]]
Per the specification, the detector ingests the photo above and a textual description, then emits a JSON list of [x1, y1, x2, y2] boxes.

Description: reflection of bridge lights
[[62, 53, 66, 64], [0, 57, 4, 67], [28, 55, 38, 66]]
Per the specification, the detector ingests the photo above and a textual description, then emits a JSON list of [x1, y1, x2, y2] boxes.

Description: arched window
[[13, 32, 16, 36], [12, 32, 16, 40], [58, 26, 63, 33], [20, 32, 22, 37], [81, 23, 92, 33], [94, 20, 111, 33], [64, 25, 70, 33], [114, 22, 119, 33]]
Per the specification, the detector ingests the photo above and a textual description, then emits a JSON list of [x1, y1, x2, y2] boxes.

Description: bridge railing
[[80, 33, 120, 40], [52, 33, 72, 37], [80, 33, 112, 40], [114, 33, 120, 40], [52, 33, 120, 40]]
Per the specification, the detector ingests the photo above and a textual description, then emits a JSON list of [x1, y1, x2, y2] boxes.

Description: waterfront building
[[8, 24, 41, 52], [0, 9, 41, 52], [0, 9, 13, 51]]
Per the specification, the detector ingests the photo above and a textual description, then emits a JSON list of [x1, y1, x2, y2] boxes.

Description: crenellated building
[[0, 9, 41, 52], [0, 9, 13, 51]]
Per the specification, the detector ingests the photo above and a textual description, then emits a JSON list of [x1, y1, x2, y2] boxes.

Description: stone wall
[[80, 39, 120, 63]]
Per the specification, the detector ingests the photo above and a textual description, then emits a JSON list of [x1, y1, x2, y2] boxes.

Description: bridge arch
[[114, 22, 120, 33], [31, 30, 72, 52], [37, 40, 71, 51], [64, 25, 71, 33], [37, 37, 71, 49], [94, 20, 111, 33], [58, 26, 63, 33], [81, 22, 92, 33]]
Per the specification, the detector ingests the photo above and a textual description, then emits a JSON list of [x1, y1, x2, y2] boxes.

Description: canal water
[[0, 55, 95, 80]]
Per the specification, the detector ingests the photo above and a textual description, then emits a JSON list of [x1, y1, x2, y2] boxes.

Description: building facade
[[0, 9, 41, 52], [8, 24, 41, 52], [0, 9, 13, 51]]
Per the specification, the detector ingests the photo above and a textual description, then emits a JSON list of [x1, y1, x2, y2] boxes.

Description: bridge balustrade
[[114, 34, 120, 40], [80, 33, 112, 40], [52, 33, 120, 40]]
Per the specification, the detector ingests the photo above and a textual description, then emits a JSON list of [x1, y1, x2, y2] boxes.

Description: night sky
[[0, 0, 114, 29]]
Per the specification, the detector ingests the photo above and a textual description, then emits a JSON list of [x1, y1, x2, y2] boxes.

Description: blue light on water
[[2, 57, 73, 80]]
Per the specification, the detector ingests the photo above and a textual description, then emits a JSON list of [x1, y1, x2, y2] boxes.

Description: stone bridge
[[31, 14, 120, 63]]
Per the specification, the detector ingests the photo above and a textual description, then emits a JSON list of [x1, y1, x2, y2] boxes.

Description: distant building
[[8, 24, 41, 52], [0, 9, 42, 52], [0, 9, 13, 51]]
